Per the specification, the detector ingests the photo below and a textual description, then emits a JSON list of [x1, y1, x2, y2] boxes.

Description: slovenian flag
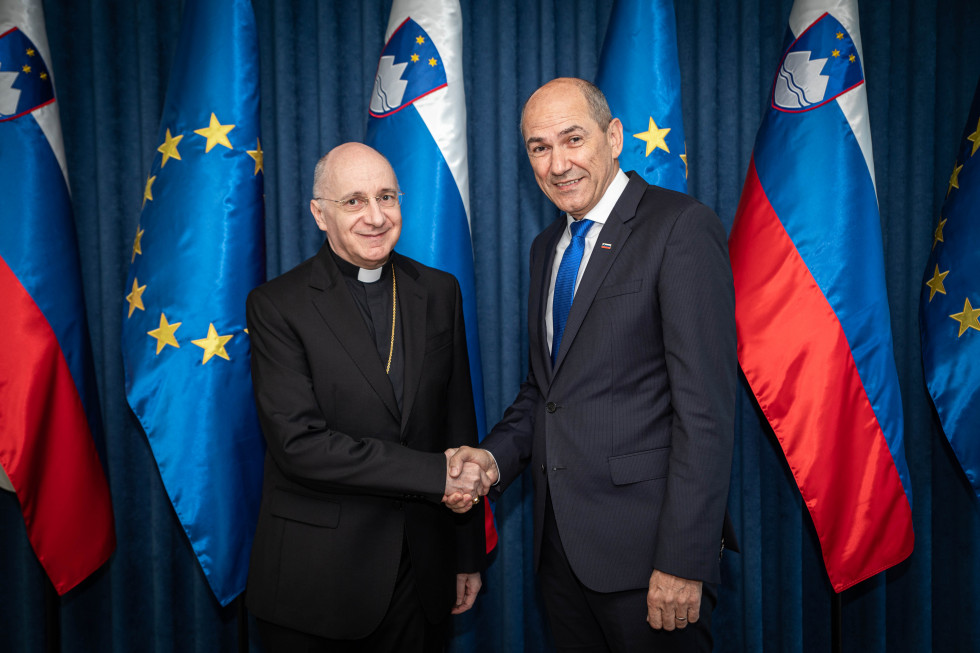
[[366, 0, 496, 552], [920, 78, 980, 499], [596, 0, 688, 193], [121, 0, 265, 606], [0, 0, 115, 594], [728, 0, 914, 592]]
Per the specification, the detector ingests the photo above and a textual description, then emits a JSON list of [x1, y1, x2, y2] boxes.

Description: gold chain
[[386, 263, 396, 374]]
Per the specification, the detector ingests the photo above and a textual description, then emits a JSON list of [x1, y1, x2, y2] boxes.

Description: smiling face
[[310, 143, 402, 269], [521, 79, 624, 219]]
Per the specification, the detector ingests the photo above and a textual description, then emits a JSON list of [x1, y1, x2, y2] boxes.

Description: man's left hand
[[451, 572, 482, 614], [646, 569, 702, 630]]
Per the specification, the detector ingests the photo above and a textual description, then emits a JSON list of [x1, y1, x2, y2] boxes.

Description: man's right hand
[[442, 447, 499, 513]]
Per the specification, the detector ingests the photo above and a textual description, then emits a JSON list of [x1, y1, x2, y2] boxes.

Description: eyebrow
[[525, 124, 588, 147]]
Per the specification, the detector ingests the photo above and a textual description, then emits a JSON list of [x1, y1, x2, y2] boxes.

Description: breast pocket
[[595, 279, 642, 301]]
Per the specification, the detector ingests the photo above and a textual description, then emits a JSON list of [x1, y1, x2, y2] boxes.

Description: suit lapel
[[551, 174, 645, 374], [395, 256, 426, 433], [309, 244, 400, 421], [531, 218, 566, 387]]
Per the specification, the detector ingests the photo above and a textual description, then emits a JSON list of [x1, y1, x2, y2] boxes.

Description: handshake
[[442, 446, 498, 513]]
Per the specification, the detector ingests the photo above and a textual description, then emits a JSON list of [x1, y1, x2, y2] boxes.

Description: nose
[[364, 197, 387, 226], [550, 147, 570, 176]]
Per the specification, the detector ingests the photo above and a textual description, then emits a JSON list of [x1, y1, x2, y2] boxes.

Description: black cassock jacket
[[245, 243, 484, 639]]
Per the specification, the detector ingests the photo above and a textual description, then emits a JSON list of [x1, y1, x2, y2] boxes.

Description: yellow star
[[831, 49, 840, 58], [680, 143, 688, 179], [40, 71, 48, 80], [125, 278, 147, 317], [26, 47, 36, 56], [836, 32, 844, 40], [967, 117, 980, 157], [157, 128, 183, 167], [633, 117, 671, 157], [416, 35, 425, 45], [192, 323, 233, 364], [22, 64, 31, 73], [932, 217, 946, 249], [411, 53, 420, 63], [143, 175, 156, 208], [147, 313, 181, 354], [925, 265, 949, 301], [247, 138, 264, 175], [131, 225, 145, 262], [949, 298, 980, 337], [194, 113, 235, 153], [848, 54, 855, 63], [428, 57, 437, 67], [948, 163, 963, 195]]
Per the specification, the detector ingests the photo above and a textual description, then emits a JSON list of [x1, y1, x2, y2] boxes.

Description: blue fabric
[[920, 77, 980, 499], [119, 0, 265, 607], [551, 219, 594, 365], [595, 0, 688, 193]]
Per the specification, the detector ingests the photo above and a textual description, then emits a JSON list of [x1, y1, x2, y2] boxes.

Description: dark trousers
[[256, 541, 448, 653], [538, 493, 716, 653]]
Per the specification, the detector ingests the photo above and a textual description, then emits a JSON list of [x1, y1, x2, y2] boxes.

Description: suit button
[[546, 402, 557, 413], [540, 464, 546, 475]]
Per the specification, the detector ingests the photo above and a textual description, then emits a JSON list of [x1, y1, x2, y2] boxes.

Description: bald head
[[310, 142, 402, 269], [520, 77, 613, 139]]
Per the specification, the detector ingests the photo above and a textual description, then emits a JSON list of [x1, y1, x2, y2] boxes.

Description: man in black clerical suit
[[245, 143, 491, 652], [448, 78, 737, 652]]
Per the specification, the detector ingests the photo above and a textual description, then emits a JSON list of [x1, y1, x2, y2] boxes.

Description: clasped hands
[[442, 446, 497, 513]]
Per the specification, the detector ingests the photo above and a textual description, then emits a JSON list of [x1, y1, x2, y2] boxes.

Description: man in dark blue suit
[[449, 78, 736, 652]]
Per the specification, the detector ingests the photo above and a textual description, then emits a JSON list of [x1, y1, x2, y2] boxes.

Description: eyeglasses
[[313, 192, 404, 213]]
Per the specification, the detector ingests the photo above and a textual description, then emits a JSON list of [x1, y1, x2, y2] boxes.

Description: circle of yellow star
[[157, 128, 184, 167], [634, 117, 671, 157], [925, 265, 949, 302], [126, 278, 147, 317], [143, 175, 156, 208], [192, 323, 234, 364], [247, 138, 264, 175], [949, 298, 980, 337], [148, 313, 181, 354], [194, 113, 235, 153], [967, 117, 980, 157], [131, 225, 145, 262], [948, 163, 963, 195], [932, 217, 947, 250]]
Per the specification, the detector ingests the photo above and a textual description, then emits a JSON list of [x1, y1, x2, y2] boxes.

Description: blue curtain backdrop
[[2, 1, 979, 651]]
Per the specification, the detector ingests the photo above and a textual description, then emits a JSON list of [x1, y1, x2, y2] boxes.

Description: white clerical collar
[[357, 266, 383, 283], [571, 168, 630, 227]]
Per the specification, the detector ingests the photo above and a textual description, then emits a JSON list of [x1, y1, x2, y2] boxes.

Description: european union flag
[[120, 0, 265, 606], [920, 77, 980, 500], [595, 0, 688, 193]]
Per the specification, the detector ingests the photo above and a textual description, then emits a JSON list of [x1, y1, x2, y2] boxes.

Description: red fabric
[[0, 256, 115, 594], [729, 160, 913, 591]]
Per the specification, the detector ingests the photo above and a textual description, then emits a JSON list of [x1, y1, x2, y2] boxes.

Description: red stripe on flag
[[729, 159, 913, 592], [0, 256, 115, 595]]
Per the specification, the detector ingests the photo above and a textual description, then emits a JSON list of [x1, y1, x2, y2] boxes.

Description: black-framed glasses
[[313, 192, 404, 213]]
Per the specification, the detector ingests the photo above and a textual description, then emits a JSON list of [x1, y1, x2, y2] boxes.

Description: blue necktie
[[552, 219, 594, 366]]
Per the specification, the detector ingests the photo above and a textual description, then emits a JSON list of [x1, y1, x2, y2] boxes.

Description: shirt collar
[[567, 168, 630, 227]]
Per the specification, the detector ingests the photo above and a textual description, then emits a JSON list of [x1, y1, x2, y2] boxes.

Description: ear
[[310, 199, 328, 232], [607, 117, 624, 159]]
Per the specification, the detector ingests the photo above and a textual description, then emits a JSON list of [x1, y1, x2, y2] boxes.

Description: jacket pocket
[[595, 278, 642, 300], [425, 328, 453, 353], [270, 488, 340, 528], [608, 447, 669, 485]]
